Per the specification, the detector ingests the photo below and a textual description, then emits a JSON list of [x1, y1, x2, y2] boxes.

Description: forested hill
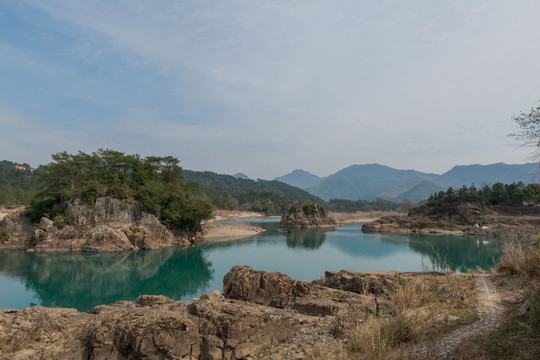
[[0, 160, 41, 206], [183, 170, 324, 214]]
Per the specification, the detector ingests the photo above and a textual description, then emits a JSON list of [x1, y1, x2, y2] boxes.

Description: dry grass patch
[[337, 272, 478, 359]]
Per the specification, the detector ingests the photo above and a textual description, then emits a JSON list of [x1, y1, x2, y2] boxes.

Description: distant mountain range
[[274, 163, 539, 202]]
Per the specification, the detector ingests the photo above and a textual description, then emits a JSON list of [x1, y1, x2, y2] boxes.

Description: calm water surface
[[0, 217, 506, 312]]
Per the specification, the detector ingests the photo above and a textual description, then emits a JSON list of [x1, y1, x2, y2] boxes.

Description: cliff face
[[0, 197, 191, 252], [0, 266, 398, 360], [280, 203, 339, 228]]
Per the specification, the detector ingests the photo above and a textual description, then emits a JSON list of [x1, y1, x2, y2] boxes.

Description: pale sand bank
[[201, 223, 266, 243], [329, 211, 398, 224]]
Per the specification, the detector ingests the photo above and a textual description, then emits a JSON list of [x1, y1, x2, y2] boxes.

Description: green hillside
[[0, 160, 41, 206], [183, 170, 324, 214]]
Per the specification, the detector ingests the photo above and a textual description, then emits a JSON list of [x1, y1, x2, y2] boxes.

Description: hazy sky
[[1, 1, 539, 179]]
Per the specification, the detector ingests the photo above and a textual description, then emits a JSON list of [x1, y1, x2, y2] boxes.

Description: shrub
[[302, 203, 317, 216], [53, 215, 66, 230]]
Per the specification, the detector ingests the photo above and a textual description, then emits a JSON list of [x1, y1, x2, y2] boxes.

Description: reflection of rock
[[1, 266, 402, 359], [0, 198, 191, 252], [0, 247, 213, 311], [280, 203, 338, 228], [285, 227, 331, 250]]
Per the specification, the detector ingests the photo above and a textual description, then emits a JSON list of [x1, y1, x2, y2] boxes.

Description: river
[[0, 217, 506, 312]]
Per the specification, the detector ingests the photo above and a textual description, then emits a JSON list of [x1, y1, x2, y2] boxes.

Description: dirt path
[[406, 274, 502, 359]]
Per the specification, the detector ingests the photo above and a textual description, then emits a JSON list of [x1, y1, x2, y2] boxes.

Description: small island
[[362, 183, 540, 238], [280, 203, 339, 228]]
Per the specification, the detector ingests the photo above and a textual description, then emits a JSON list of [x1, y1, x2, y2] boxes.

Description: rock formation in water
[[280, 203, 338, 228], [0, 266, 398, 360], [0, 197, 191, 252]]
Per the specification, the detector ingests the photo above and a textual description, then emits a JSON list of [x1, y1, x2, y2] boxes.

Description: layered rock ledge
[[0, 197, 191, 252], [0, 266, 399, 360], [280, 203, 339, 228]]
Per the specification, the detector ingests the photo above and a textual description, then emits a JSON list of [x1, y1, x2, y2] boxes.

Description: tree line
[[426, 182, 540, 211]]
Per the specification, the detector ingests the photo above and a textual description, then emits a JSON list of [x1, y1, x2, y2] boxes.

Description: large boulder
[[280, 203, 339, 228]]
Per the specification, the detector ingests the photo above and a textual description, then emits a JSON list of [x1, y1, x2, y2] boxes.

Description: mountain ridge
[[275, 162, 539, 202]]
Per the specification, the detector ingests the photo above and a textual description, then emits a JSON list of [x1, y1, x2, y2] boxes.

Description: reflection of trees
[[0, 247, 213, 312], [405, 235, 504, 272], [285, 228, 334, 250]]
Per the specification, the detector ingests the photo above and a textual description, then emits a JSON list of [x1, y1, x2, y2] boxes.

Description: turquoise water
[[0, 218, 505, 312]]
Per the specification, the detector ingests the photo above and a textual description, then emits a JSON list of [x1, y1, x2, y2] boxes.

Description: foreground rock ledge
[[0, 266, 398, 360]]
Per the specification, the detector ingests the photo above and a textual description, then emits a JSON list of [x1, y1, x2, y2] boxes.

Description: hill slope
[[274, 169, 324, 189], [184, 170, 324, 214], [306, 164, 438, 201]]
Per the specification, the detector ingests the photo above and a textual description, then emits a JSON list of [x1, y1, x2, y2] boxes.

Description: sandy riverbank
[[329, 211, 398, 224], [201, 210, 268, 242], [201, 223, 266, 243]]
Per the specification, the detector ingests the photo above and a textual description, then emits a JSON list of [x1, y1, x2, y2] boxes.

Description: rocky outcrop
[[0, 198, 191, 252], [0, 266, 401, 359], [0, 294, 302, 360], [280, 203, 338, 228], [223, 265, 396, 317], [362, 204, 540, 238]]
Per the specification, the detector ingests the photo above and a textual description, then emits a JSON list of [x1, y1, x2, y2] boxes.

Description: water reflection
[[0, 247, 213, 312], [406, 235, 504, 272], [285, 227, 334, 250]]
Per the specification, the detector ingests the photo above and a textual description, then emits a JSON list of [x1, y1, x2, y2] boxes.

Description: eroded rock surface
[[0, 266, 402, 360], [0, 198, 191, 252], [223, 265, 396, 316]]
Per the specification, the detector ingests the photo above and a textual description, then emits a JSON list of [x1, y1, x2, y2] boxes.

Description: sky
[[1, 0, 539, 179]]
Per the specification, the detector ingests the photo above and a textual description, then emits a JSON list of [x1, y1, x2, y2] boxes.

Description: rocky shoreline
[[361, 205, 540, 238], [0, 266, 398, 359]]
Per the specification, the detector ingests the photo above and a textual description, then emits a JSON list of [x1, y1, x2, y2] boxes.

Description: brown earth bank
[[0, 265, 502, 360], [0, 198, 192, 252], [362, 203, 540, 238]]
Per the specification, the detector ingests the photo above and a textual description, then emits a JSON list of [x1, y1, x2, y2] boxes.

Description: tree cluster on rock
[[28, 149, 212, 237], [280, 203, 339, 228]]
